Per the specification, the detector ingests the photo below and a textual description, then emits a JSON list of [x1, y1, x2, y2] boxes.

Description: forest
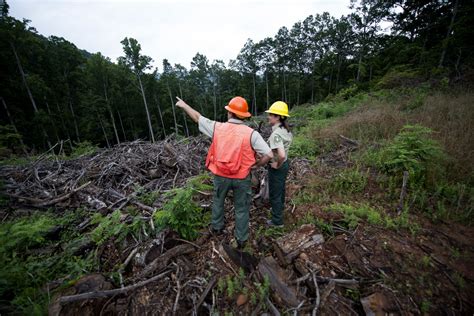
[[1, 0, 472, 153]]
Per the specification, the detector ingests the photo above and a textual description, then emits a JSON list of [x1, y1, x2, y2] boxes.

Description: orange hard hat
[[225, 96, 251, 118]]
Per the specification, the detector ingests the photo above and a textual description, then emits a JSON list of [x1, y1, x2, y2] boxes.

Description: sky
[[9, 0, 351, 70]]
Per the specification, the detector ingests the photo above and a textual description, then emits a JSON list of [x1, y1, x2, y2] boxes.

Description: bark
[[178, 82, 189, 137], [1, 97, 28, 155], [335, 55, 342, 92], [153, 94, 166, 138], [116, 109, 127, 141], [356, 54, 363, 82], [11, 41, 52, 148], [137, 74, 155, 143], [68, 99, 80, 143], [167, 83, 179, 135], [104, 82, 120, 145], [265, 71, 270, 107], [97, 113, 110, 148], [55, 103, 73, 151], [252, 72, 257, 116], [439, 0, 459, 68]]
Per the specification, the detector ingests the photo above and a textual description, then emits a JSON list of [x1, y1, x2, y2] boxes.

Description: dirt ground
[[51, 160, 474, 315]]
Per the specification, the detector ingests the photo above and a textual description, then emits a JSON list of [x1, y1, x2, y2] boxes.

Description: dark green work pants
[[212, 174, 252, 242], [268, 160, 289, 225]]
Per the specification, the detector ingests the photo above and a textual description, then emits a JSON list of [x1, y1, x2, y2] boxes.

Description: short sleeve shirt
[[198, 116, 271, 156], [268, 125, 293, 162]]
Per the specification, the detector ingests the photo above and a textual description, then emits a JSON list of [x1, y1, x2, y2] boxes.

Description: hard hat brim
[[265, 109, 290, 117], [225, 106, 251, 118]]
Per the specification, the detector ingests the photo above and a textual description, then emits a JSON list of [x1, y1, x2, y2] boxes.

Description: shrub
[[331, 167, 368, 193], [375, 125, 446, 187], [153, 173, 212, 240]]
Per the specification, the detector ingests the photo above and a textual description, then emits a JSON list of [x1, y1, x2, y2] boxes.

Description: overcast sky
[[10, 0, 351, 70]]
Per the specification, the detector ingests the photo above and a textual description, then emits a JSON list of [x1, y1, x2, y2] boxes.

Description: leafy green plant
[[69, 141, 98, 158], [376, 125, 446, 187], [0, 213, 95, 314], [153, 173, 212, 240], [90, 210, 128, 245], [331, 167, 368, 193]]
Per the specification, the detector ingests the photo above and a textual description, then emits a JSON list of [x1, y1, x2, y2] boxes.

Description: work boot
[[209, 226, 224, 236], [266, 219, 284, 228], [236, 239, 246, 250]]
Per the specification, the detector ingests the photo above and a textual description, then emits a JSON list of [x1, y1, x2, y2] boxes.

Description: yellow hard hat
[[265, 101, 290, 117]]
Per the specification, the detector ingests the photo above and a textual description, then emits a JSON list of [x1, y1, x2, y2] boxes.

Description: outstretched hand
[[175, 96, 187, 109]]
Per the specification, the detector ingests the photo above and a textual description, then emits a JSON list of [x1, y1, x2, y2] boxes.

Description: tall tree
[[118, 37, 155, 143]]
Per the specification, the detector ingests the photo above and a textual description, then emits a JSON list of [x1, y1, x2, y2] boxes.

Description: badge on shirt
[[274, 135, 282, 144]]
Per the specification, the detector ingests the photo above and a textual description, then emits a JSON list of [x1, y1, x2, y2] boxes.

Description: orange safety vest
[[206, 122, 256, 179]]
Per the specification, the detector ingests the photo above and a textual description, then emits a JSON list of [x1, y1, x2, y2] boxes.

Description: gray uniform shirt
[[198, 116, 271, 156], [268, 125, 293, 162]]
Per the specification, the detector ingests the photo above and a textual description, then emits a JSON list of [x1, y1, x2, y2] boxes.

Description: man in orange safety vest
[[176, 96, 273, 249]]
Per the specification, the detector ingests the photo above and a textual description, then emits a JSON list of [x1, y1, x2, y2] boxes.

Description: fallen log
[[257, 256, 300, 307], [58, 270, 171, 305]]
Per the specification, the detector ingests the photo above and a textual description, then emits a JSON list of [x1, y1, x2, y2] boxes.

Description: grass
[[289, 87, 474, 225]]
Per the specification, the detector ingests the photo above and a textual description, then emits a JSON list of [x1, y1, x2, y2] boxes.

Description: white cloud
[[9, 0, 351, 69]]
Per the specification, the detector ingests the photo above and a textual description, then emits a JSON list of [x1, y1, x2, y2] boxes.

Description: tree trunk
[[44, 99, 61, 145], [137, 74, 155, 143], [178, 83, 189, 137], [97, 114, 110, 148], [116, 109, 127, 141], [265, 71, 270, 107], [68, 99, 80, 143], [55, 103, 73, 151], [356, 54, 363, 82], [11, 41, 52, 148], [296, 74, 300, 106], [328, 64, 334, 95], [335, 55, 342, 92], [104, 82, 120, 145], [153, 94, 167, 138], [212, 80, 217, 121], [167, 83, 179, 135], [1, 97, 28, 155], [252, 72, 257, 116], [439, 0, 459, 68]]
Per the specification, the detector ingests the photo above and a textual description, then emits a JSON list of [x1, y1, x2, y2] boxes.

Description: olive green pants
[[212, 174, 252, 242], [268, 160, 289, 225]]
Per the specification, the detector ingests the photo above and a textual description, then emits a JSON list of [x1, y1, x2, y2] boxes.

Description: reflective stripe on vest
[[206, 122, 256, 179]]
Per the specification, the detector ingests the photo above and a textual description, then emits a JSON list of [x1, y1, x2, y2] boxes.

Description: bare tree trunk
[[97, 114, 110, 148], [116, 109, 127, 141], [11, 41, 52, 148], [44, 99, 61, 144], [283, 71, 287, 102], [328, 64, 334, 95], [296, 74, 300, 106], [252, 72, 257, 116], [439, 0, 459, 68], [68, 99, 80, 143], [178, 82, 189, 137], [212, 80, 217, 121], [356, 54, 363, 82], [104, 82, 120, 145], [1, 97, 28, 155], [137, 74, 155, 143], [55, 103, 73, 151], [167, 83, 179, 135], [335, 55, 342, 92], [153, 94, 166, 138], [265, 71, 270, 107]]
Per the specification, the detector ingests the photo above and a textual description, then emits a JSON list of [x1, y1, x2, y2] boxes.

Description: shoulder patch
[[274, 135, 282, 143]]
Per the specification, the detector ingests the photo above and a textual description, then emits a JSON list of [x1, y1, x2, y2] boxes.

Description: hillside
[[1, 86, 472, 315]]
